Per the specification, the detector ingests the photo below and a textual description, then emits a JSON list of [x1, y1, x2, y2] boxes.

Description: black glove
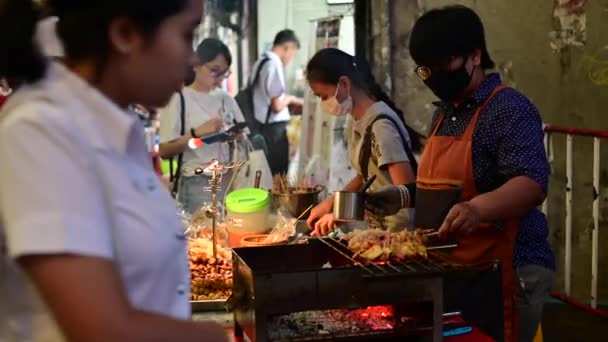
[[365, 185, 403, 216], [365, 184, 416, 216]]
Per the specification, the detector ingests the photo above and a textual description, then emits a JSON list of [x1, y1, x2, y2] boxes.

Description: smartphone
[[226, 122, 248, 134], [201, 131, 230, 144]]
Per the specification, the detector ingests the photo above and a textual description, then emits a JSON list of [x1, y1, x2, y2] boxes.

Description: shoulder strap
[[178, 90, 186, 136], [359, 114, 418, 181], [250, 57, 271, 88], [250, 57, 273, 126], [463, 85, 508, 140], [170, 90, 186, 197]]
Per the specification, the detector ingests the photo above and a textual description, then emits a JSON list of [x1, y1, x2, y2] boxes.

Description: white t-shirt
[[348, 101, 414, 231], [159, 87, 246, 174], [0, 62, 190, 342], [252, 51, 290, 123]]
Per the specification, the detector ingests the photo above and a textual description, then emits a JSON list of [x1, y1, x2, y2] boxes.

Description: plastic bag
[[231, 140, 273, 190], [180, 204, 229, 251], [264, 210, 297, 244]]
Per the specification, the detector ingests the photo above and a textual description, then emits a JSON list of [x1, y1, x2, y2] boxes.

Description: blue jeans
[[177, 172, 232, 214]]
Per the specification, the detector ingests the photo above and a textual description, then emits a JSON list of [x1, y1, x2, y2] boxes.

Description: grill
[[227, 237, 501, 342], [317, 237, 455, 277]]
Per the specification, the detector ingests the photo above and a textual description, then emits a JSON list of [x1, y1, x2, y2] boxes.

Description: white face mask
[[320, 83, 352, 116]]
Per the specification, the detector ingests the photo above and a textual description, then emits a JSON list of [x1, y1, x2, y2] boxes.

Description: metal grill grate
[[317, 237, 451, 278]]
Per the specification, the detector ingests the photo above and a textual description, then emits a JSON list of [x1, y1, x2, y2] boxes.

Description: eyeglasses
[[204, 65, 232, 80], [414, 56, 462, 80], [415, 66, 432, 81]]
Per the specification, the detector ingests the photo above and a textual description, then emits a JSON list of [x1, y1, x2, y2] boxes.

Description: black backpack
[[235, 58, 272, 151]]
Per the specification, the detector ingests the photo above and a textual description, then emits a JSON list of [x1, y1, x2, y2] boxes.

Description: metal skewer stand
[[207, 167, 221, 258], [200, 159, 246, 259]]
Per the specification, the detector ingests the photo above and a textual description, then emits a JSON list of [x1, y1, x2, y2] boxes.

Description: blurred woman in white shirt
[[0, 0, 227, 341], [159, 38, 247, 214]]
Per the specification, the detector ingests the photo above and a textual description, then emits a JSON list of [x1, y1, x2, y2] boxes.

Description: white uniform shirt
[[159, 87, 246, 173], [0, 62, 190, 342], [252, 51, 290, 123]]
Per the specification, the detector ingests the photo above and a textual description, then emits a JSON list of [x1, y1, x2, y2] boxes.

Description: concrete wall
[[371, 0, 608, 303]]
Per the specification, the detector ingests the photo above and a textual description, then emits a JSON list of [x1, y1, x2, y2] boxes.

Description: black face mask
[[423, 61, 473, 102]]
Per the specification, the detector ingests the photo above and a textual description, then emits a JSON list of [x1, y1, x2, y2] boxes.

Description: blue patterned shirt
[[431, 73, 556, 270]]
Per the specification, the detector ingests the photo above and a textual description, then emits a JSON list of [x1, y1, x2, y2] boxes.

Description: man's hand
[[284, 95, 303, 106], [438, 201, 481, 237], [365, 185, 403, 216]]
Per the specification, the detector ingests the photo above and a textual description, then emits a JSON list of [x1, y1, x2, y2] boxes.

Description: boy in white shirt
[[251, 29, 304, 175]]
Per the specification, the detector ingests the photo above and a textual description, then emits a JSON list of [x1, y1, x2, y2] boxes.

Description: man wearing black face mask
[[365, 5, 555, 342]]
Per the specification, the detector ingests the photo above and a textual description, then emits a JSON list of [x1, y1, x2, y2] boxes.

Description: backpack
[[168, 90, 186, 197], [235, 57, 272, 151], [359, 114, 418, 181]]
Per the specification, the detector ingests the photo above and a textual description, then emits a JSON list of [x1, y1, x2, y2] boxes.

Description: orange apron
[[418, 85, 519, 342]]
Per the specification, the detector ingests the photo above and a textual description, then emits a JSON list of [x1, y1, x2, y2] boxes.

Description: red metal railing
[[544, 124, 608, 139], [543, 124, 608, 317]]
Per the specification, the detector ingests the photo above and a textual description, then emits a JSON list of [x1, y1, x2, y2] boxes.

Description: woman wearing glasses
[[160, 38, 246, 214]]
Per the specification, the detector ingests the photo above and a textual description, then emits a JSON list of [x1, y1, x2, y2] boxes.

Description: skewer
[[295, 205, 314, 221], [427, 244, 458, 250], [317, 237, 376, 274], [424, 231, 440, 237]]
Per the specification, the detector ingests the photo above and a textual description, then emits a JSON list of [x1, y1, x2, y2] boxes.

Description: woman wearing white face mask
[[305, 48, 423, 235]]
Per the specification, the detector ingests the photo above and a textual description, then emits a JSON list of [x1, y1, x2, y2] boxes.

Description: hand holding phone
[[201, 131, 230, 144], [226, 122, 248, 135]]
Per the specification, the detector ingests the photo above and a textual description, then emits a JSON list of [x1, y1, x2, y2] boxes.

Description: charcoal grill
[[227, 237, 473, 342]]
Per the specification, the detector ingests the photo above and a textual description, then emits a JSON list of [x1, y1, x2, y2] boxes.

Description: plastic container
[[225, 188, 271, 247]]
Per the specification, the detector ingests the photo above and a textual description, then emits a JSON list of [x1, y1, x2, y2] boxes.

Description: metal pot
[[271, 185, 325, 219], [334, 191, 365, 222], [333, 175, 377, 222]]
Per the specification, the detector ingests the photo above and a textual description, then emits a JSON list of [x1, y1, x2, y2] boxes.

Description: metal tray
[[191, 299, 227, 312]]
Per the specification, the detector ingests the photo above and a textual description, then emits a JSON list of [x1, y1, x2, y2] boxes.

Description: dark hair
[[409, 5, 495, 70], [306, 48, 423, 153], [0, 0, 46, 82], [0, 0, 189, 83], [273, 29, 300, 49], [196, 38, 232, 66], [184, 65, 196, 86]]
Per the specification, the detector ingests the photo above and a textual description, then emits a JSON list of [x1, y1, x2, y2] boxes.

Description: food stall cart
[[184, 154, 503, 342]]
